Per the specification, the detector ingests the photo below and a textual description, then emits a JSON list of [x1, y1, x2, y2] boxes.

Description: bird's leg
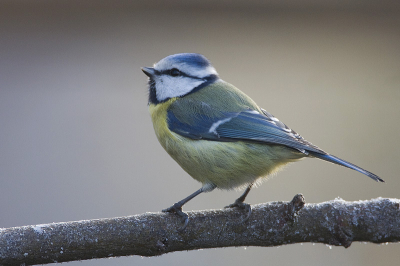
[[163, 184, 215, 231], [225, 184, 253, 222]]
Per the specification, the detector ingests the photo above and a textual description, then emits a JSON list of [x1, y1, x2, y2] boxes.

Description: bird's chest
[[148, 101, 181, 152]]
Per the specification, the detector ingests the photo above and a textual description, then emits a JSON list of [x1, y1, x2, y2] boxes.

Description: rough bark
[[1, 195, 399, 266]]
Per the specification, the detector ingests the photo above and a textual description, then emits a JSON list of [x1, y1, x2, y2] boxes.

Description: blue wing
[[167, 107, 324, 154], [167, 107, 384, 182]]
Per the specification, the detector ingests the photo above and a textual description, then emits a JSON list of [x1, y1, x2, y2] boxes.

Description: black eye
[[170, 68, 181, 77]]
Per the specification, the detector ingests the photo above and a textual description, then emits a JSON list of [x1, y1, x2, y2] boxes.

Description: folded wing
[[167, 105, 383, 182]]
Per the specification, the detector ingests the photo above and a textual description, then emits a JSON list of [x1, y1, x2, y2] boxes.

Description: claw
[[225, 199, 252, 223], [162, 203, 189, 231]]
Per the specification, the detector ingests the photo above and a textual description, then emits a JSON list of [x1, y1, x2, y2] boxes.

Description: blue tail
[[309, 152, 384, 182]]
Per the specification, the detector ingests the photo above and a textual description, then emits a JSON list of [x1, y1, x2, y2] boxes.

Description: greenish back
[[169, 80, 261, 125]]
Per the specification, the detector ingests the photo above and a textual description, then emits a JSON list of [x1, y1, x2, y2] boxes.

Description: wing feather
[[167, 105, 325, 154]]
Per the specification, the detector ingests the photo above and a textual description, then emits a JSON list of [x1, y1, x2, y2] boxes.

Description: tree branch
[[1, 195, 399, 266]]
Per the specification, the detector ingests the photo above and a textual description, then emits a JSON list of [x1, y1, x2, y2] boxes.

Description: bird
[[141, 53, 384, 230]]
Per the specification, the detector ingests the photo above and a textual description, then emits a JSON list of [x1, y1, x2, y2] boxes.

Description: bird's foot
[[225, 199, 252, 223], [162, 203, 189, 231]]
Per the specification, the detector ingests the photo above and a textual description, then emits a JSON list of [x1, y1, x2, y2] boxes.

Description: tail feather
[[309, 152, 384, 183]]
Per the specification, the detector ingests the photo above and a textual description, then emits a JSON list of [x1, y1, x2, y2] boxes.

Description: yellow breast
[[149, 99, 178, 150]]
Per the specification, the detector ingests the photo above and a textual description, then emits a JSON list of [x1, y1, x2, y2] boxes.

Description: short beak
[[141, 67, 156, 78]]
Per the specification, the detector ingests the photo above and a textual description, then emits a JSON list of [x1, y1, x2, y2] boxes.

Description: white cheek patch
[[155, 75, 204, 102]]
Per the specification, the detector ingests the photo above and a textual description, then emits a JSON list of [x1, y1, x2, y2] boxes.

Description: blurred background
[[1, 1, 399, 265]]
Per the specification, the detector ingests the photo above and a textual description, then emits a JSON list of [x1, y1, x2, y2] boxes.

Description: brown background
[[1, 1, 399, 265]]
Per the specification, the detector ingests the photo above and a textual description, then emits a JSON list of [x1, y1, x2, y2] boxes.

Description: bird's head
[[142, 53, 219, 104]]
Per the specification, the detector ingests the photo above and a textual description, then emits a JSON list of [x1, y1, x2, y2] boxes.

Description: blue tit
[[142, 53, 383, 229]]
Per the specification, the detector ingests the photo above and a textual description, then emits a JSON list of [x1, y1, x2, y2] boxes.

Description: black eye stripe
[[170, 68, 180, 77], [156, 69, 203, 79]]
